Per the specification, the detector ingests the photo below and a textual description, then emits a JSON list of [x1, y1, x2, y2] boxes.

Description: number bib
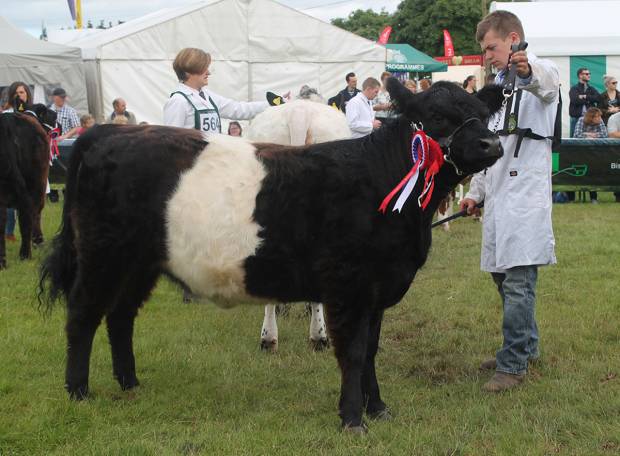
[[170, 91, 221, 133]]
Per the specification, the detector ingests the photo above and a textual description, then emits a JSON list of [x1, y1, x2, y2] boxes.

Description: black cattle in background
[[0, 105, 56, 269], [40, 80, 505, 432]]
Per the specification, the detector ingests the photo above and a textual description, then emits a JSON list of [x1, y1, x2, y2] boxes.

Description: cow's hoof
[[310, 338, 329, 351], [66, 383, 89, 400], [260, 339, 278, 353], [342, 422, 368, 435], [117, 375, 140, 391], [19, 253, 31, 261], [367, 408, 393, 421]]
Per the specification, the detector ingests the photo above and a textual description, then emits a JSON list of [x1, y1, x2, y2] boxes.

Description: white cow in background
[[246, 86, 351, 352]]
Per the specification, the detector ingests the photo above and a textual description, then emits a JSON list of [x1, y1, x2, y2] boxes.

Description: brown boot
[[480, 358, 497, 370], [483, 372, 525, 392]]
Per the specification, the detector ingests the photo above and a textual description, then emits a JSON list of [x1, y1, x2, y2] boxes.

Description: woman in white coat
[[163, 48, 268, 135], [460, 11, 559, 393]]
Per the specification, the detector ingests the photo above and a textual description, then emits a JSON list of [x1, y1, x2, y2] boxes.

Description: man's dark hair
[[577, 67, 589, 77], [345, 72, 356, 82]]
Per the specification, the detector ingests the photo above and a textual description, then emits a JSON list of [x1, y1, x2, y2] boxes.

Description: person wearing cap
[[163, 48, 270, 136], [49, 87, 80, 135]]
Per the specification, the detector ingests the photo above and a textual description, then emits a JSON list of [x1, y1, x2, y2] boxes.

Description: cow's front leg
[[363, 310, 391, 420], [260, 304, 278, 352], [326, 303, 370, 433]]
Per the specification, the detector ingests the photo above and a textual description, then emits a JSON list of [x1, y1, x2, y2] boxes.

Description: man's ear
[[386, 77, 416, 115], [476, 84, 505, 116]]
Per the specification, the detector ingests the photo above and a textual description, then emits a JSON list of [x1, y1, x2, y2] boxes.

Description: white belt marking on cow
[[165, 134, 266, 307]]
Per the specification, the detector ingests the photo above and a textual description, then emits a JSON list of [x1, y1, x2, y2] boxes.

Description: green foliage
[[1, 192, 619, 454], [393, 0, 485, 57], [330, 9, 393, 41]]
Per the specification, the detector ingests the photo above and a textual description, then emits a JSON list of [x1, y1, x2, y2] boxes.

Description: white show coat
[[346, 92, 375, 138], [465, 53, 559, 273], [163, 83, 268, 135]]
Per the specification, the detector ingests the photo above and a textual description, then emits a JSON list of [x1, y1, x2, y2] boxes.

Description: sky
[[3, 0, 401, 37]]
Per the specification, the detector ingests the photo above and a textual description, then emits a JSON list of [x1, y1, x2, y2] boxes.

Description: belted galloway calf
[[40, 79, 504, 432]]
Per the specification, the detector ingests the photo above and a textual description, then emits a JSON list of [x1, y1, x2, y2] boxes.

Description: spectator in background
[[569, 68, 600, 137], [600, 75, 620, 125], [463, 75, 478, 93], [59, 114, 95, 140], [346, 77, 381, 138], [329, 72, 361, 113], [2, 81, 33, 112], [419, 78, 432, 92], [404, 79, 417, 93], [49, 87, 80, 135], [227, 121, 242, 136], [574, 107, 607, 204], [373, 71, 397, 124], [106, 98, 137, 125], [111, 115, 128, 125]]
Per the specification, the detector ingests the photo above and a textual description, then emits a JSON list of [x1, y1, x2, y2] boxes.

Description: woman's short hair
[[80, 114, 94, 126], [603, 74, 617, 89], [380, 71, 392, 82], [476, 10, 525, 43], [584, 107, 602, 125], [173, 48, 211, 82]]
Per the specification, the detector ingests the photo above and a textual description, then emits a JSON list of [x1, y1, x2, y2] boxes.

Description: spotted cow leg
[[326, 303, 371, 432], [309, 302, 329, 350], [363, 310, 391, 421], [260, 304, 278, 352]]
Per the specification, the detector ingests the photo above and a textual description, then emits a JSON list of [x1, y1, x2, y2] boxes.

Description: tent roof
[[491, 1, 620, 56], [385, 44, 448, 73], [72, 0, 386, 63], [0, 16, 82, 65]]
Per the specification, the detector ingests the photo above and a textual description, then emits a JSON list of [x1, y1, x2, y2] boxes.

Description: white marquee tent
[[70, 0, 388, 124], [491, 1, 620, 136], [0, 17, 88, 113]]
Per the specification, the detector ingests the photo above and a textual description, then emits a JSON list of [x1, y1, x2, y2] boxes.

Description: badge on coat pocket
[[509, 169, 518, 177]]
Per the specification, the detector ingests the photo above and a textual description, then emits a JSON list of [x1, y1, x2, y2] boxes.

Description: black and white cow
[[0, 105, 57, 269], [40, 79, 504, 432]]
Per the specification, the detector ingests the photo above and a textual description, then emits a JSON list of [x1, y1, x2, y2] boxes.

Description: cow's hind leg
[[309, 303, 329, 351], [16, 199, 33, 260], [363, 310, 391, 421], [106, 269, 159, 391], [0, 206, 6, 269], [65, 278, 107, 399], [326, 304, 370, 433]]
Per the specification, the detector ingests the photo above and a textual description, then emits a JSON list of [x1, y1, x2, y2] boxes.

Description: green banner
[[552, 139, 620, 191]]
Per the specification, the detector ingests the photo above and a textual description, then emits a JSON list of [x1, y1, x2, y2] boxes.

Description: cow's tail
[[38, 134, 87, 312]]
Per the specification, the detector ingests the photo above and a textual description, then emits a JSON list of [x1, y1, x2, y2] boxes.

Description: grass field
[[1, 193, 619, 455]]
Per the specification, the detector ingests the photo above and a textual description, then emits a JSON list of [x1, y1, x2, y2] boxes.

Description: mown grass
[[1, 193, 619, 455]]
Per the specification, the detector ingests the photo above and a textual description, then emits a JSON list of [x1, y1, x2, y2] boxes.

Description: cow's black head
[[25, 104, 58, 131], [387, 78, 504, 175]]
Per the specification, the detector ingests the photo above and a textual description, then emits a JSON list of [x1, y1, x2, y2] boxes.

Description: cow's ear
[[386, 77, 416, 115], [476, 84, 505, 115]]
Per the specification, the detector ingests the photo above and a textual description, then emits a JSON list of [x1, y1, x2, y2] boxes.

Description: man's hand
[[510, 50, 531, 79], [459, 198, 481, 217], [373, 119, 382, 129]]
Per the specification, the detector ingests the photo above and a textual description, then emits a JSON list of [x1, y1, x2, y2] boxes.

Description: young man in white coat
[[460, 10, 559, 392], [345, 77, 382, 138]]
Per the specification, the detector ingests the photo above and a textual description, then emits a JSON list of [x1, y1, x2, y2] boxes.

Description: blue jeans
[[491, 265, 539, 375], [5, 208, 16, 235], [570, 117, 578, 138]]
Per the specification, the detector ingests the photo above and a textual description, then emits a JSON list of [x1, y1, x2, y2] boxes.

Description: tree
[[392, 0, 483, 57], [331, 9, 393, 42]]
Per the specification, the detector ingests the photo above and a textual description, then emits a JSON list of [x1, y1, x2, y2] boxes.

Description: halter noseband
[[22, 110, 57, 132], [434, 117, 482, 176]]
